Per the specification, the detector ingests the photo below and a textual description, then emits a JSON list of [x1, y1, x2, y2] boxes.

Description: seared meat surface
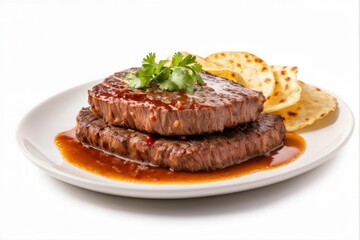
[[76, 108, 285, 172], [88, 68, 265, 136]]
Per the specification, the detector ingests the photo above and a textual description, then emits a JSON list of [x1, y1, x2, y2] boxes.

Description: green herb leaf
[[169, 67, 193, 89], [170, 52, 184, 67], [159, 79, 178, 91], [125, 52, 204, 92], [192, 63, 202, 72], [125, 73, 145, 88], [178, 54, 196, 67], [155, 67, 171, 83], [142, 53, 157, 68]]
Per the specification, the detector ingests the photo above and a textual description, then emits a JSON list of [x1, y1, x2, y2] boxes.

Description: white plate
[[16, 80, 354, 199]]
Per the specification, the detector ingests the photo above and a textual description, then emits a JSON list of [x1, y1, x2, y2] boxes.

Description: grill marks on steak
[[88, 68, 265, 136], [76, 108, 285, 172], [80, 69, 285, 172]]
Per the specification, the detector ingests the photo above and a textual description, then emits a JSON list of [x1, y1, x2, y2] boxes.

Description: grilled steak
[[76, 108, 285, 172], [88, 68, 265, 136]]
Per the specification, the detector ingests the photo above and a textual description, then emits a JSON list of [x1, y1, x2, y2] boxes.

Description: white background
[[0, 0, 359, 239]]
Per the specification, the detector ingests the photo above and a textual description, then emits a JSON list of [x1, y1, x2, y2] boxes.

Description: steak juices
[[75, 69, 286, 172]]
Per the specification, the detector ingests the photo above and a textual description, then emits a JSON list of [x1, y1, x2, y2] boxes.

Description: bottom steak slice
[[76, 108, 286, 172]]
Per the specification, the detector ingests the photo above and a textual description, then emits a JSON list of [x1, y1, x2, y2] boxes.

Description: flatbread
[[273, 80, 337, 131], [264, 66, 302, 112], [205, 51, 275, 98]]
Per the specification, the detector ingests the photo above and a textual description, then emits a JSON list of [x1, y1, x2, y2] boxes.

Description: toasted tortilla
[[264, 66, 302, 112], [205, 51, 275, 98], [273, 80, 337, 131]]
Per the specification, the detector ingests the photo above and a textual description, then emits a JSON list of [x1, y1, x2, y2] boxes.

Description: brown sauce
[[92, 71, 246, 112], [55, 130, 305, 184], [95, 77, 199, 111]]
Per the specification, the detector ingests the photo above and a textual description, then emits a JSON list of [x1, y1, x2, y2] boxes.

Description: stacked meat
[[76, 68, 286, 172]]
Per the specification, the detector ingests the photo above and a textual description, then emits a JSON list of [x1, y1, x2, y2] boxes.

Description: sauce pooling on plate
[[55, 130, 305, 184]]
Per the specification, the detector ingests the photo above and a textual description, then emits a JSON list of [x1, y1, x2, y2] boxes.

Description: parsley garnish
[[125, 52, 204, 92]]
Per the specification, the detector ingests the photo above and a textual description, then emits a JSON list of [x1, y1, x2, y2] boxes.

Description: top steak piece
[[76, 108, 286, 172], [88, 68, 265, 136]]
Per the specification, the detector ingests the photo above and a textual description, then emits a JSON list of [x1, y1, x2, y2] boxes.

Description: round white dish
[[16, 80, 354, 199]]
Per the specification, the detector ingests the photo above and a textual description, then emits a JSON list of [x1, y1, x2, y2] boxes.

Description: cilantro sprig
[[125, 52, 204, 92]]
